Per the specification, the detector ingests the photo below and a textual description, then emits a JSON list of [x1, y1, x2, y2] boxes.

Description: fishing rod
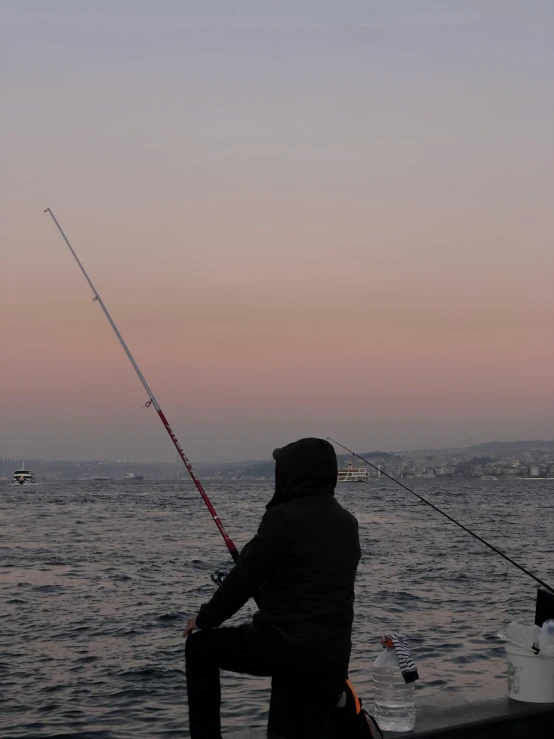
[[45, 208, 239, 563], [328, 437, 554, 594]]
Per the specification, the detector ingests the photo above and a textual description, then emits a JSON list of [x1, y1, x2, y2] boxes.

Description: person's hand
[[183, 616, 198, 639]]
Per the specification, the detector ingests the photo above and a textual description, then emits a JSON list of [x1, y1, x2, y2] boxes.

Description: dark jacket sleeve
[[196, 507, 287, 629]]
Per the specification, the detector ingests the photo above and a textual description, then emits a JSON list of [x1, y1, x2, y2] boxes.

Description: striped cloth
[[381, 633, 419, 684]]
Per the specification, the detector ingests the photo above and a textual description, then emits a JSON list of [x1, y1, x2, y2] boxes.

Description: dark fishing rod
[[328, 437, 554, 594], [45, 208, 239, 562]]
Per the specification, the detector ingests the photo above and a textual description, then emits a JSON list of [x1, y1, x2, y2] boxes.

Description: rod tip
[[44, 208, 50, 213]]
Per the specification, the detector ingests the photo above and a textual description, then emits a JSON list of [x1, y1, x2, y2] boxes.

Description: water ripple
[[1, 479, 551, 737]]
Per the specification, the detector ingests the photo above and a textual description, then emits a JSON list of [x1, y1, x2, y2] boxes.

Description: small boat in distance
[[92, 476, 111, 481], [123, 472, 144, 480], [338, 462, 369, 483], [12, 464, 35, 485]]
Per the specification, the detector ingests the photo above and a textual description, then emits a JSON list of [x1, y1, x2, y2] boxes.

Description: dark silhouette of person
[[184, 438, 361, 738]]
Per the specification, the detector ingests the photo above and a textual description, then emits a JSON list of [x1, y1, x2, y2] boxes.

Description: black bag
[[535, 587, 554, 627], [328, 680, 383, 738]]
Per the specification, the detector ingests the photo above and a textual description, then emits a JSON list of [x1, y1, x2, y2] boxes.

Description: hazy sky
[[1, 1, 553, 463]]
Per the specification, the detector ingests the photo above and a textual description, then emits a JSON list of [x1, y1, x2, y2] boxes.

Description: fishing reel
[[211, 569, 229, 588]]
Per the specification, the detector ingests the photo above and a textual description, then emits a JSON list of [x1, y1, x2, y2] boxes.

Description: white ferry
[[338, 462, 369, 483], [12, 465, 36, 485], [123, 472, 144, 480]]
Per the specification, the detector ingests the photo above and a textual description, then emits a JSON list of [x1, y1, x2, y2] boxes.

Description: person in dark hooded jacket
[[184, 438, 361, 738]]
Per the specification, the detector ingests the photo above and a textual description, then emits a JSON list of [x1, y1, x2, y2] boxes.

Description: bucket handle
[[497, 632, 540, 655]]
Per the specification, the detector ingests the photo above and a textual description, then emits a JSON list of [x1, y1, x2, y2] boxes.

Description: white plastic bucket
[[505, 625, 554, 703]]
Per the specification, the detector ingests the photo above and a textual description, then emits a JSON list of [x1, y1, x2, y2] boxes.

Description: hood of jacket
[[267, 437, 338, 509]]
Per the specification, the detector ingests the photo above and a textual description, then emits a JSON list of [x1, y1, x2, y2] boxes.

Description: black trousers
[[185, 626, 340, 739]]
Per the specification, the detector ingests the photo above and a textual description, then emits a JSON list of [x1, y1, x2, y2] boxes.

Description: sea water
[[1, 478, 552, 736]]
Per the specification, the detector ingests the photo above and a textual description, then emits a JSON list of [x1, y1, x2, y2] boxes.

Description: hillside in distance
[[202, 440, 554, 479], [405, 440, 554, 456], [3, 441, 551, 481], [464, 440, 554, 454]]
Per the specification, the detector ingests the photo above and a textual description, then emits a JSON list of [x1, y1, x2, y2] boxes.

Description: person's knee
[[185, 629, 209, 661]]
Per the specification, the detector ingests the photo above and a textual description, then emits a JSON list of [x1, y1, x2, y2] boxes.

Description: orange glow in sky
[[1, 3, 553, 461]]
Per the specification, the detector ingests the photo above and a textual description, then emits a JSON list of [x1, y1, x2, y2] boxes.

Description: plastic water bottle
[[372, 646, 416, 731]]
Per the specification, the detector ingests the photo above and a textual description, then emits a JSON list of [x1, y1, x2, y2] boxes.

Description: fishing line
[[328, 437, 554, 594], [45, 208, 239, 562]]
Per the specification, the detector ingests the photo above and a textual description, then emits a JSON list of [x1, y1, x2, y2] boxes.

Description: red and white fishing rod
[[44, 208, 239, 562]]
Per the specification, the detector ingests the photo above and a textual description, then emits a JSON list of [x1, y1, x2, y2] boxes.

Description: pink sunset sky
[[1, 1, 553, 462]]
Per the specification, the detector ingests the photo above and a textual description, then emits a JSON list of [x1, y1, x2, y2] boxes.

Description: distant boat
[[12, 464, 35, 485], [338, 462, 369, 483], [123, 472, 144, 480], [92, 476, 111, 481], [481, 476, 498, 480]]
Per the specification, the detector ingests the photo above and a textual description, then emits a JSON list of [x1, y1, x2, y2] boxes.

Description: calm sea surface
[[1, 479, 553, 737]]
